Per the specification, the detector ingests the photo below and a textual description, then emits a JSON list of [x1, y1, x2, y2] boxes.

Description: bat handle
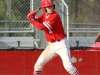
[[35, 7, 41, 12]]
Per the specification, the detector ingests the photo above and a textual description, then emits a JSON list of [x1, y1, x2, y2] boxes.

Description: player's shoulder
[[51, 11, 60, 18], [52, 11, 59, 16]]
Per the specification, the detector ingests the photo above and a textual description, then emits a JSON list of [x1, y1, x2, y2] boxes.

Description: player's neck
[[45, 11, 55, 15]]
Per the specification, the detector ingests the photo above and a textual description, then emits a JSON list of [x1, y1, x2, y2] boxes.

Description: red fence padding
[[0, 49, 100, 75]]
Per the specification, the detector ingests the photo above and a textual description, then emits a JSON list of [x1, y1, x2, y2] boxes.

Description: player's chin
[[47, 11, 54, 14]]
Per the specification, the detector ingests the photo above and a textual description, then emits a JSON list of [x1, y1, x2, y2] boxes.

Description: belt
[[50, 39, 61, 43], [50, 37, 66, 43]]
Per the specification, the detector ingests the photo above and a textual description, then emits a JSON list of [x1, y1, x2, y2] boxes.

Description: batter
[[27, 0, 79, 75]]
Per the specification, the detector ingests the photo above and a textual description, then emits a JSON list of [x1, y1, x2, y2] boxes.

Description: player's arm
[[27, 12, 59, 31], [27, 11, 46, 30], [33, 13, 59, 33], [30, 19, 46, 30]]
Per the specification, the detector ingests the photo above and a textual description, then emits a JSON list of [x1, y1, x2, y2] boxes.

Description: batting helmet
[[41, 0, 55, 12]]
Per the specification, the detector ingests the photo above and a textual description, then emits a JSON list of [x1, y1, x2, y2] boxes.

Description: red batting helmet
[[41, 0, 55, 12]]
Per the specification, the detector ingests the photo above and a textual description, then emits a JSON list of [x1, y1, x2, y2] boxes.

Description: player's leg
[[33, 43, 57, 75], [55, 40, 79, 75], [57, 47, 79, 75]]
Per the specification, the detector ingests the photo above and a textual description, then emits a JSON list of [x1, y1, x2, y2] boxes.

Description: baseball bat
[[35, 7, 41, 12]]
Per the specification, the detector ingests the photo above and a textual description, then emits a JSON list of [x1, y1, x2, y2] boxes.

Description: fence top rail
[[0, 20, 28, 23], [69, 28, 100, 32], [0, 31, 34, 33], [0, 37, 40, 42], [70, 23, 100, 26]]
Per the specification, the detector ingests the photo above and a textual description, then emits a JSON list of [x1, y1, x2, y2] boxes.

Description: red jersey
[[28, 11, 66, 42]]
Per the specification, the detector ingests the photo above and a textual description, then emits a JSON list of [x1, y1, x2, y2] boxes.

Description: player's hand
[[27, 11, 37, 20]]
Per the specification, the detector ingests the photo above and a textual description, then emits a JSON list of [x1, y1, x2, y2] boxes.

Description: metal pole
[[61, 0, 69, 41], [31, 0, 37, 39], [60, 3, 64, 26], [8, 0, 12, 36], [31, 0, 34, 10], [30, 0, 34, 31]]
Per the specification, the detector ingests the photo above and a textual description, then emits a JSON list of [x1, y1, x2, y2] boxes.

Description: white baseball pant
[[33, 37, 79, 75]]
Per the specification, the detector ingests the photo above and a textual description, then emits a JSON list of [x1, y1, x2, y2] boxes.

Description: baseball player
[[27, 0, 79, 75]]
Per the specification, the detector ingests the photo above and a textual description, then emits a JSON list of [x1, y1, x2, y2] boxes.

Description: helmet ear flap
[[42, 7, 47, 12], [54, 5, 55, 9]]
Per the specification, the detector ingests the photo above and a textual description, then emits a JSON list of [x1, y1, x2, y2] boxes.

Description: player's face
[[45, 6, 54, 14]]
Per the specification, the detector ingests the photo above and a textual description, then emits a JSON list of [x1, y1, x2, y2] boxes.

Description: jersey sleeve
[[27, 12, 60, 32], [28, 14, 46, 30]]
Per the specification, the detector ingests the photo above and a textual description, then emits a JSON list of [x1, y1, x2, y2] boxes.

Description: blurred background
[[0, 0, 100, 49]]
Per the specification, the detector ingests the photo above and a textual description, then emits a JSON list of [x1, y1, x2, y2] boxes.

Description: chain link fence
[[0, 0, 100, 49], [68, 0, 100, 47], [0, 0, 32, 36]]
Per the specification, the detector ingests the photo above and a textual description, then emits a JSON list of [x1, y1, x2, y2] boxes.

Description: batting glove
[[27, 11, 36, 20]]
